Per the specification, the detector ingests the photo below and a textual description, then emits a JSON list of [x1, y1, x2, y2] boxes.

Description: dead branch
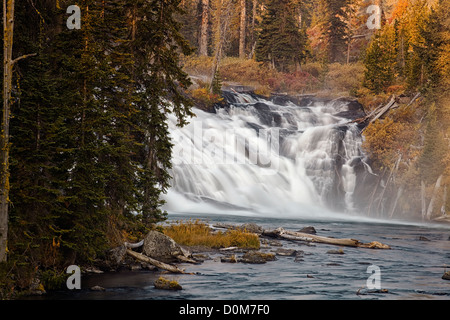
[[126, 249, 187, 274], [352, 95, 399, 129], [11, 53, 37, 66]]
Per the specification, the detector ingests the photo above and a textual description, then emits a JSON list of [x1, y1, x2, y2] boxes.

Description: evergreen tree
[[310, 0, 350, 63], [4, 0, 194, 285], [255, 0, 307, 72], [363, 26, 398, 93], [413, 3, 446, 92]]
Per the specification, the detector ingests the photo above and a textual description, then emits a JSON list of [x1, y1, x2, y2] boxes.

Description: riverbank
[[31, 213, 450, 300]]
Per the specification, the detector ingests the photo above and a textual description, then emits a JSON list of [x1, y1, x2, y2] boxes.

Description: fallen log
[[126, 249, 186, 274], [263, 227, 390, 249], [124, 240, 144, 249]]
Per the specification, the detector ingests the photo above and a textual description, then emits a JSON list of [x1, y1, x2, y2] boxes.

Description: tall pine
[[255, 0, 307, 72]]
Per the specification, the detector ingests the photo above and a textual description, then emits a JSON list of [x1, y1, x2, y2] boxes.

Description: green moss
[[154, 276, 182, 290]]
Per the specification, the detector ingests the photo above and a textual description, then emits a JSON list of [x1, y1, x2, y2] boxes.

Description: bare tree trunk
[[239, 0, 246, 59], [388, 186, 403, 218], [209, 0, 233, 90], [441, 186, 447, 216], [421, 180, 426, 220], [426, 175, 443, 220], [1, 0, 15, 263], [126, 249, 187, 274], [1, 0, 35, 263], [199, 0, 209, 56]]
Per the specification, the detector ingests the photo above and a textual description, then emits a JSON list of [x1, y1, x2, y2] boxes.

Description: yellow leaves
[[362, 103, 419, 170], [189, 88, 223, 111]]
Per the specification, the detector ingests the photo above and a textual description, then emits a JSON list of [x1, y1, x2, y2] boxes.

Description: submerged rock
[[90, 285, 106, 291], [272, 248, 298, 256], [239, 251, 276, 264], [327, 248, 345, 254]]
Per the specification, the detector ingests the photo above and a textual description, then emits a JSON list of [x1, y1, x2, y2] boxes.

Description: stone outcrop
[[142, 230, 191, 264]]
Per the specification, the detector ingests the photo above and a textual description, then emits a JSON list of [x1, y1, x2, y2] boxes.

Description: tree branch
[[11, 53, 37, 66]]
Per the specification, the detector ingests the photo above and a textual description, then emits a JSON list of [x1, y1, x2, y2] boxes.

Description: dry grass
[[163, 220, 260, 249], [323, 62, 365, 95]]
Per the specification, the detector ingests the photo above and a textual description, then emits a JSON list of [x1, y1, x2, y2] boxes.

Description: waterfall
[[162, 91, 374, 218]]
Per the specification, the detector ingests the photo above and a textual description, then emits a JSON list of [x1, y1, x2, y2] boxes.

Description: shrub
[[324, 62, 365, 95], [182, 55, 214, 76], [189, 88, 222, 111]]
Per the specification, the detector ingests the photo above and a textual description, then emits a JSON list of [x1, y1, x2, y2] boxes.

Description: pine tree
[[413, 3, 445, 92], [255, 0, 307, 72], [363, 25, 398, 93], [309, 0, 350, 63]]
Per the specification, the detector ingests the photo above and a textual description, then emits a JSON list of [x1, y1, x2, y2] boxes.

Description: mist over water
[[163, 91, 373, 220]]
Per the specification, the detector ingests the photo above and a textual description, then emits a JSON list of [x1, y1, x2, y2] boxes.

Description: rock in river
[[143, 230, 191, 264], [239, 251, 276, 264], [443, 271, 450, 281]]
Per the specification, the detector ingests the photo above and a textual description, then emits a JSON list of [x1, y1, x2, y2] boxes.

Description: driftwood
[[263, 227, 390, 249], [126, 249, 186, 274], [124, 240, 144, 249]]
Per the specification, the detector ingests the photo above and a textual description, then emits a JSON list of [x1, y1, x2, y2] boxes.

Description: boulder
[[442, 271, 450, 281], [327, 248, 345, 254], [297, 226, 317, 234], [103, 245, 128, 270], [154, 277, 182, 290], [142, 230, 191, 263], [240, 223, 264, 234]]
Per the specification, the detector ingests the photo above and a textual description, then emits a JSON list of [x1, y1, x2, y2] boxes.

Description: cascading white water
[[162, 91, 371, 218]]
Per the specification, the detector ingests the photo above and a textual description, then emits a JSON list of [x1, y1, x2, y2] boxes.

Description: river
[[46, 212, 450, 300]]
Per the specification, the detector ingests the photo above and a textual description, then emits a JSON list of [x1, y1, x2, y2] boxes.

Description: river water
[[49, 212, 450, 300]]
